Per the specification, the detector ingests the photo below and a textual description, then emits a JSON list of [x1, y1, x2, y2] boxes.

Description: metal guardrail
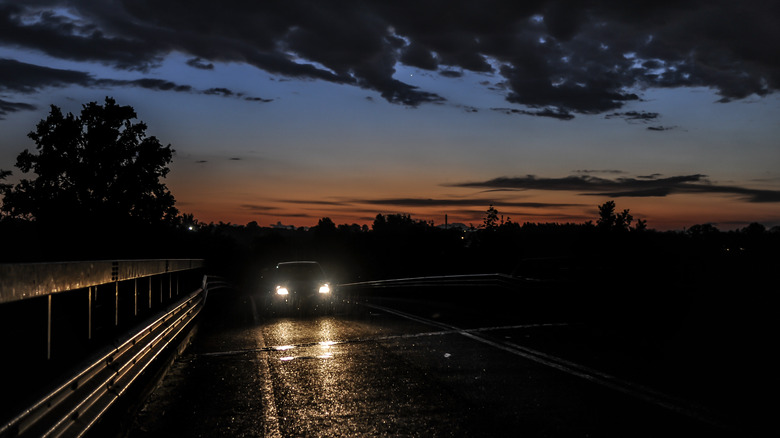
[[0, 259, 204, 304], [0, 259, 207, 438], [0, 260, 204, 361], [0, 286, 204, 438], [340, 273, 532, 290]]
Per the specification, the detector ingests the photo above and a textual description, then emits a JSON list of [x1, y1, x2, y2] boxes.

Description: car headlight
[[318, 284, 330, 294], [276, 286, 289, 295]]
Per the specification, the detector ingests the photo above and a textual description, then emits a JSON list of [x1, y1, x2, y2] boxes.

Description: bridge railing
[[339, 273, 531, 290], [337, 272, 573, 323], [0, 259, 205, 438]]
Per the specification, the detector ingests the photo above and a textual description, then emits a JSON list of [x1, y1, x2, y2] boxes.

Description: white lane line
[[365, 303, 728, 431], [249, 295, 283, 438]]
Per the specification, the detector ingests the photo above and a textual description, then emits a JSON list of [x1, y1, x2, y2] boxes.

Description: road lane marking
[[197, 322, 568, 357], [249, 295, 283, 438], [365, 303, 730, 432]]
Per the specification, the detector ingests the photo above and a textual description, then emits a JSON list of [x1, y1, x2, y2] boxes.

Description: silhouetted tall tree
[[0, 169, 10, 220], [0, 169, 9, 187], [483, 204, 499, 230], [1, 98, 177, 228], [0, 169, 10, 196], [313, 217, 337, 236], [597, 200, 634, 232]]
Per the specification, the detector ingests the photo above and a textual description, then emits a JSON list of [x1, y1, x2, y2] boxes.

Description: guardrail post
[[134, 278, 138, 316], [88, 286, 92, 340], [47, 295, 52, 360], [115, 281, 119, 327]]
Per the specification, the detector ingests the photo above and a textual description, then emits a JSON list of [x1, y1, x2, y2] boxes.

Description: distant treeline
[[2, 210, 777, 289]]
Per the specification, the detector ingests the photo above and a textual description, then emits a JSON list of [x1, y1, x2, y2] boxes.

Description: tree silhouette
[[483, 204, 499, 230], [597, 200, 635, 231], [1, 98, 177, 228], [0, 169, 10, 220], [313, 217, 337, 236], [742, 222, 766, 235], [687, 223, 719, 236], [0, 169, 10, 196]]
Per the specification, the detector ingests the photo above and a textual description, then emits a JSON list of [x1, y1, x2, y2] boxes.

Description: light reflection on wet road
[[124, 291, 734, 437]]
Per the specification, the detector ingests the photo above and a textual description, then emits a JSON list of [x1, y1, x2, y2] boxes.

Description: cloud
[[491, 107, 575, 120], [353, 197, 582, 208], [277, 199, 347, 206], [0, 59, 271, 111], [204, 87, 234, 97], [186, 57, 214, 70], [439, 70, 463, 78], [604, 111, 681, 130], [605, 111, 660, 122], [457, 105, 479, 113], [0, 3, 163, 70], [0, 58, 93, 93], [240, 204, 279, 212], [0, 98, 36, 119], [1, 1, 776, 114], [275, 197, 583, 211], [573, 169, 626, 174], [97, 78, 193, 93], [646, 125, 678, 131], [245, 96, 273, 103], [451, 174, 780, 203]]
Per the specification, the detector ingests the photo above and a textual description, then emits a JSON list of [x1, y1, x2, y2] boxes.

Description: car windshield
[[276, 263, 325, 280]]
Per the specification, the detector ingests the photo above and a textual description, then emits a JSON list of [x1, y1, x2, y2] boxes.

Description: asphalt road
[[118, 286, 762, 437]]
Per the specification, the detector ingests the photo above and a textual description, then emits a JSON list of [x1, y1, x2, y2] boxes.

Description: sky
[[1, 0, 779, 231]]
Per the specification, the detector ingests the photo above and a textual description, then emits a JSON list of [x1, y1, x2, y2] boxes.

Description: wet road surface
[[121, 289, 751, 437]]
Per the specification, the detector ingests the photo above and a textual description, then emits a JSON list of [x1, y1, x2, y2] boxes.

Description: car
[[263, 261, 336, 315]]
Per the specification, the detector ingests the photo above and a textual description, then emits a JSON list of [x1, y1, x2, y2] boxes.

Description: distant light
[[319, 284, 330, 294], [188, 226, 194, 231], [276, 286, 289, 295]]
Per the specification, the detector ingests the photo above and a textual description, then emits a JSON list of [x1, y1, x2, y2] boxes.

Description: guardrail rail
[[340, 273, 530, 289], [0, 259, 205, 438]]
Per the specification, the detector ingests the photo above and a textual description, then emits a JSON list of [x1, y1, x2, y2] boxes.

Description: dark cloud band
[[0, 59, 272, 104], [450, 174, 780, 203], [1, 1, 777, 115], [0, 98, 36, 119]]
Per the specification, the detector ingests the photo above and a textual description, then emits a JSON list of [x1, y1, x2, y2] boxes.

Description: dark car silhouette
[[263, 261, 335, 315]]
